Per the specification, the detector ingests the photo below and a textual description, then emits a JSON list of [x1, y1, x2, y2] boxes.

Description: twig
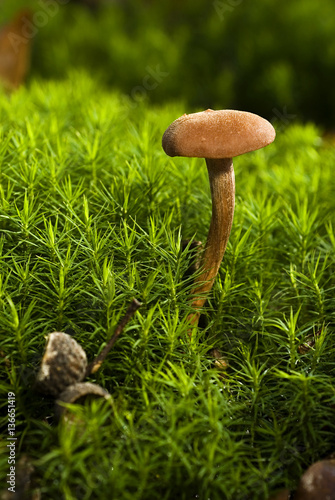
[[86, 298, 142, 376]]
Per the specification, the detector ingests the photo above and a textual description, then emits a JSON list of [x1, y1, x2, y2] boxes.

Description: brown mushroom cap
[[162, 109, 276, 159]]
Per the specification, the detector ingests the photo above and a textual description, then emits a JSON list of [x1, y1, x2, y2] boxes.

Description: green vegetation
[[0, 74, 335, 499], [3, 0, 335, 125]]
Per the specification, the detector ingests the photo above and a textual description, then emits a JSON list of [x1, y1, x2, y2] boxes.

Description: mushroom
[[294, 459, 335, 500], [162, 109, 275, 327]]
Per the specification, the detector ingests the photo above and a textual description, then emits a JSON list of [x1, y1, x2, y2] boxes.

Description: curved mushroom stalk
[[162, 109, 275, 330], [188, 158, 235, 327]]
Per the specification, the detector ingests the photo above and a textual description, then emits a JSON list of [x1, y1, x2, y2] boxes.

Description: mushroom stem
[[188, 157, 235, 327]]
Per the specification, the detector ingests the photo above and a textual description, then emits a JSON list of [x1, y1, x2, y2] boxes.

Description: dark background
[[1, 0, 335, 127]]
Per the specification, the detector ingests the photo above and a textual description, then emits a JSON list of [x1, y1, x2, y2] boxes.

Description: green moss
[[0, 74, 334, 499]]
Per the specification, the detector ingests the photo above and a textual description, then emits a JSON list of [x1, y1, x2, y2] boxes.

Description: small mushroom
[[294, 459, 335, 500], [162, 109, 275, 327], [55, 382, 111, 419], [35, 332, 87, 397]]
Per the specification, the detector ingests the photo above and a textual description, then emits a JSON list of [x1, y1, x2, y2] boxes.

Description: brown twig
[[86, 298, 142, 376]]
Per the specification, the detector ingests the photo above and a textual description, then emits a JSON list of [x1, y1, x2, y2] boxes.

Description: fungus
[[294, 460, 335, 500], [162, 109, 275, 327]]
